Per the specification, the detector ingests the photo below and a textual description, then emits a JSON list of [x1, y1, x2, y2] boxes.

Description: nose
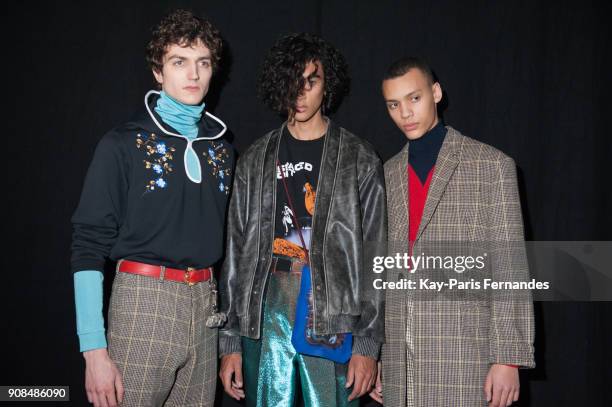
[[299, 78, 312, 97], [400, 103, 412, 119], [188, 62, 200, 81], [297, 87, 306, 101]]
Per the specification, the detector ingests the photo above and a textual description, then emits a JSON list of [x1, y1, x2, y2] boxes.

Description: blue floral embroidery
[[136, 133, 176, 194], [204, 141, 231, 194]]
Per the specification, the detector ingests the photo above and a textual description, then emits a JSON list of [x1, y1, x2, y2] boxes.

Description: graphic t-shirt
[[273, 127, 350, 354], [273, 127, 325, 261]]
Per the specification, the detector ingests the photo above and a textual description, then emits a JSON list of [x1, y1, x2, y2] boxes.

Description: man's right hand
[[219, 353, 245, 400], [83, 348, 124, 407]]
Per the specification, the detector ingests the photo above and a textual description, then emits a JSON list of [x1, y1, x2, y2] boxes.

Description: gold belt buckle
[[185, 267, 196, 286]]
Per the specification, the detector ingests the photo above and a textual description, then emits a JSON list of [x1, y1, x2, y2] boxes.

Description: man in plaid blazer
[[373, 57, 535, 407]]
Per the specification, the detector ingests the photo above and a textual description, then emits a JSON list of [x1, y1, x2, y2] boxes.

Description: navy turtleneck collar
[[408, 121, 447, 184]]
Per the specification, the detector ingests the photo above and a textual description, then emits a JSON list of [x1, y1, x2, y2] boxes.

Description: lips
[[403, 123, 418, 131], [296, 106, 307, 113], [184, 86, 200, 92]]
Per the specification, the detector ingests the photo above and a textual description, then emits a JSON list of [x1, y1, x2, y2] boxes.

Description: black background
[[3, 0, 611, 406]]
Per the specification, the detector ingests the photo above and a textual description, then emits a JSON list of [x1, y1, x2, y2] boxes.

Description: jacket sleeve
[[353, 157, 387, 359], [487, 157, 535, 368], [218, 157, 248, 356], [71, 132, 129, 273]]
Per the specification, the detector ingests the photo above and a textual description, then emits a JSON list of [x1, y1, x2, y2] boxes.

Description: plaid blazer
[[381, 126, 535, 407]]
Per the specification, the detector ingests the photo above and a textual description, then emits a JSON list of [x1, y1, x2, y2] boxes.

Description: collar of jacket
[[260, 118, 341, 271], [126, 91, 227, 141], [397, 126, 462, 243]]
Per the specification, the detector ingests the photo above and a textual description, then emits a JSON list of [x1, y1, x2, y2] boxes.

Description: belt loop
[[116, 259, 124, 274], [159, 265, 166, 281], [208, 267, 215, 287]]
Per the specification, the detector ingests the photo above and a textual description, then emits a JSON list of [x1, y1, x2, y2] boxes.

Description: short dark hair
[[146, 9, 223, 73], [383, 56, 435, 84], [258, 33, 350, 115]]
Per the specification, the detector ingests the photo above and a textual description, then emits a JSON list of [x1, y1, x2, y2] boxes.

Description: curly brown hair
[[146, 9, 223, 74], [258, 33, 350, 116]]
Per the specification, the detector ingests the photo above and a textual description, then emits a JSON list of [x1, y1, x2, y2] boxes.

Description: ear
[[152, 68, 164, 86], [432, 82, 443, 104]]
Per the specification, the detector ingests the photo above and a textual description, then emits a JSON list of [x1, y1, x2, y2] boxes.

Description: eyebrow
[[167, 55, 211, 61], [305, 65, 321, 80], [385, 89, 421, 102]]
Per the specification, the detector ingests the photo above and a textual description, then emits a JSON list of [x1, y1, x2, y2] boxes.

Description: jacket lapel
[[397, 142, 410, 228], [260, 126, 283, 257], [415, 129, 460, 242], [310, 121, 340, 257]]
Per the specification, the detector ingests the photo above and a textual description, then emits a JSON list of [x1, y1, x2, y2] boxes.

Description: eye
[[173, 59, 183, 66], [411, 95, 421, 102], [199, 60, 211, 68], [387, 102, 398, 110]]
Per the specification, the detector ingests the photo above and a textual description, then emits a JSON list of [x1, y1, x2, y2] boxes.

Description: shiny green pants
[[242, 266, 358, 407]]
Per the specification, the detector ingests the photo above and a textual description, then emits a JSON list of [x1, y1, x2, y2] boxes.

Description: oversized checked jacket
[[381, 126, 535, 407]]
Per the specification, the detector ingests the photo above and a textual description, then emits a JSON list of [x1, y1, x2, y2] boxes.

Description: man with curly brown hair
[[218, 33, 386, 406], [71, 9, 232, 406]]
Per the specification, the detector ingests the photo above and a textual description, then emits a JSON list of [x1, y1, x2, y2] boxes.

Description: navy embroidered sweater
[[71, 94, 234, 273]]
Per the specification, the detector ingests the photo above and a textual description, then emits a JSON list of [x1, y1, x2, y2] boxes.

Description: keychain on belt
[[205, 277, 227, 328]]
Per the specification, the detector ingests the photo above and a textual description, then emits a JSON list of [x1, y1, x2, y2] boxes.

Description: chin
[[294, 110, 318, 123], [169, 89, 202, 104], [183, 95, 205, 105]]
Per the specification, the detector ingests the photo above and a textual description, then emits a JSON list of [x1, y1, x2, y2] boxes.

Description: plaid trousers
[[107, 267, 218, 406]]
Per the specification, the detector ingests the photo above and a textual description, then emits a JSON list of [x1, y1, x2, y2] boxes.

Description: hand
[[219, 353, 244, 400], [346, 354, 377, 401], [484, 364, 519, 407], [83, 348, 124, 407], [368, 361, 383, 404]]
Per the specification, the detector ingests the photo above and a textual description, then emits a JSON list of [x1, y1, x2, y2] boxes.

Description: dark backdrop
[[3, 0, 611, 406]]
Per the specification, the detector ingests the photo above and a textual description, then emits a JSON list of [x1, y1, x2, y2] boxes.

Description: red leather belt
[[118, 259, 212, 286]]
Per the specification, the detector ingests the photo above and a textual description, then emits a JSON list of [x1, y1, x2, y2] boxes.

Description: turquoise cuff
[[74, 270, 107, 352]]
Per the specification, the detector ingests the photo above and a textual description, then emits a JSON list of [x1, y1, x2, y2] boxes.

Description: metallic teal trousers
[[242, 263, 358, 407]]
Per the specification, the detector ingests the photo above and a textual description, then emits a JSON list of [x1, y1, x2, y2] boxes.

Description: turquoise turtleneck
[[155, 90, 204, 138], [155, 91, 204, 182]]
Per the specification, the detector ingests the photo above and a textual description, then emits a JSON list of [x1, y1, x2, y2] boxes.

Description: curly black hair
[[258, 33, 350, 116], [146, 9, 223, 73]]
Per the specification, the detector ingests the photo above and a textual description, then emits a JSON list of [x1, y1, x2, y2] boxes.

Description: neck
[[410, 116, 439, 141], [287, 111, 327, 140], [428, 116, 440, 132]]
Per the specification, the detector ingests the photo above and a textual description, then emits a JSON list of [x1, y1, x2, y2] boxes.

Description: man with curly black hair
[[71, 9, 232, 406], [218, 33, 386, 406]]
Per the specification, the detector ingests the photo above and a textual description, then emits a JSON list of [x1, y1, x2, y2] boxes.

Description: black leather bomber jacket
[[218, 120, 387, 359]]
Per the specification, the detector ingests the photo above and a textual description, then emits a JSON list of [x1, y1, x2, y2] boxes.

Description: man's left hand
[[346, 354, 377, 401]]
